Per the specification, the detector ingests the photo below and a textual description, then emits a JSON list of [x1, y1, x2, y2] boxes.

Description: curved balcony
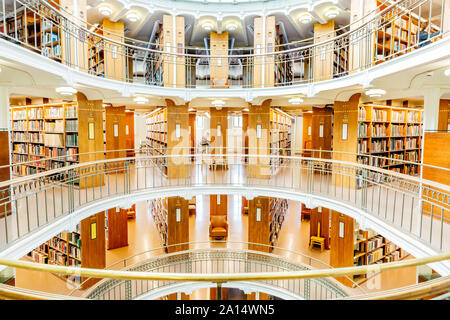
[[76, 242, 357, 300], [0, 0, 448, 100], [0, 150, 448, 275]]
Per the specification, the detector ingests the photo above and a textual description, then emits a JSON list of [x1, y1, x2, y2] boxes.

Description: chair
[[301, 203, 311, 220], [209, 215, 228, 239], [310, 222, 325, 251]]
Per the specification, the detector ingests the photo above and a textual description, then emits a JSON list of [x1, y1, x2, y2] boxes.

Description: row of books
[[44, 107, 64, 118], [48, 250, 67, 265], [42, 44, 61, 58], [367, 247, 384, 264], [367, 236, 384, 251], [29, 108, 43, 119], [29, 144, 45, 155], [391, 124, 404, 136], [49, 236, 68, 254], [358, 123, 369, 138], [390, 153, 404, 165], [13, 143, 27, 154], [390, 139, 404, 151], [12, 120, 27, 131], [406, 137, 419, 149], [391, 111, 405, 122], [372, 109, 388, 122], [66, 148, 79, 162], [46, 161, 65, 170], [147, 122, 167, 132], [65, 120, 78, 131], [45, 120, 64, 132], [12, 154, 28, 163], [44, 133, 64, 146], [371, 140, 387, 152], [406, 125, 421, 136], [358, 140, 368, 154], [407, 111, 420, 122], [66, 134, 78, 146], [405, 151, 419, 162], [43, 32, 59, 45], [29, 120, 44, 131], [65, 105, 78, 118], [46, 146, 65, 158], [12, 110, 27, 120], [147, 132, 167, 142], [372, 124, 387, 137]]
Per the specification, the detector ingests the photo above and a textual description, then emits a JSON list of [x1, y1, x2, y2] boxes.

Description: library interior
[[0, 0, 449, 301]]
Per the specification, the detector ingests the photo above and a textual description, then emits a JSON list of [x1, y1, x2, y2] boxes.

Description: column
[[248, 100, 271, 178], [209, 107, 228, 167], [248, 196, 270, 252], [0, 86, 14, 281]]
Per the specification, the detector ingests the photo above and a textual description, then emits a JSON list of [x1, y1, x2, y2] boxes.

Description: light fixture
[[188, 108, 195, 112], [134, 97, 149, 104], [226, 23, 238, 31], [243, 108, 249, 112], [202, 22, 214, 31], [299, 13, 313, 24], [98, 5, 112, 17], [325, 8, 340, 19], [365, 89, 386, 97], [289, 97, 304, 105], [126, 12, 140, 22], [56, 87, 77, 96], [212, 99, 225, 108], [445, 68, 450, 76], [0, 66, 2, 72]]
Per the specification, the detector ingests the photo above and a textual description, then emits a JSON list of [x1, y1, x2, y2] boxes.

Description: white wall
[[134, 113, 147, 148], [292, 116, 303, 154]]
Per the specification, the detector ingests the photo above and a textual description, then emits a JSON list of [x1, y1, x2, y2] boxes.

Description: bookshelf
[[333, 96, 423, 189], [333, 28, 348, 78], [10, 103, 80, 176], [372, 0, 439, 64], [331, 211, 410, 286], [145, 108, 168, 175], [144, 21, 164, 86], [356, 104, 423, 180], [87, 18, 125, 80], [27, 226, 82, 284], [148, 198, 168, 250], [268, 198, 288, 251], [274, 24, 293, 86], [269, 108, 292, 171]]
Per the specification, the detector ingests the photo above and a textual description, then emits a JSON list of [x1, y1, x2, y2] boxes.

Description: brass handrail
[[0, 253, 448, 283]]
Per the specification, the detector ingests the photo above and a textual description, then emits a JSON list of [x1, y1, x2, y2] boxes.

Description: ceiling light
[[226, 23, 238, 31], [365, 89, 386, 97], [56, 87, 77, 96], [0, 66, 2, 72], [98, 6, 112, 17], [243, 108, 249, 112], [289, 97, 304, 105], [134, 97, 149, 104], [202, 22, 214, 31], [126, 12, 140, 22], [188, 108, 195, 112], [445, 68, 450, 76], [325, 8, 340, 19], [212, 99, 225, 110], [299, 14, 313, 24]]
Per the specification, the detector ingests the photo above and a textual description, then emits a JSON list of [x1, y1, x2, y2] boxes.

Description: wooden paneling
[[102, 18, 125, 81], [248, 196, 270, 252], [330, 210, 355, 287], [175, 16, 186, 88], [0, 131, 11, 218], [210, 287, 228, 300], [242, 112, 249, 154], [313, 21, 335, 81], [167, 197, 189, 253], [81, 211, 106, 288], [422, 132, 450, 222], [302, 113, 312, 151], [332, 94, 361, 187], [107, 207, 128, 250], [439, 99, 450, 131], [309, 207, 330, 249], [162, 15, 185, 87], [210, 195, 228, 216], [166, 100, 190, 179], [253, 16, 276, 88], [125, 111, 135, 157], [312, 106, 333, 159], [77, 93, 104, 188], [105, 106, 126, 159], [189, 112, 196, 157], [248, 100, 271, 178], [210, 32, 229, 88]]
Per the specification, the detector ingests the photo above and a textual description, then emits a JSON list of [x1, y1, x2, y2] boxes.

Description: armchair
[[209, 215, 228, 239]]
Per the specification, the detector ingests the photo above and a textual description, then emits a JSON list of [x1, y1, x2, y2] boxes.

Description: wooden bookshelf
[[269, 108, 292, 171], [87, 18, 125, 80], [27, 225, 83, 284], [330, 210, 410, 287], [333, 95, 423, 188], [373, 0, 439, 64], [145, 21, 164, 85], [274, 24, 293, 86], [145, 108, 168, 175], [253, 16, 276, 88], [268, 198, 288, 251], [10, 103, 80, 176]]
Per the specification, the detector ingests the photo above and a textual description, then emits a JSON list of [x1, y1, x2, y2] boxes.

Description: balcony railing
[[0, 151, 448, 269], [0, 0, 447, 88]]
